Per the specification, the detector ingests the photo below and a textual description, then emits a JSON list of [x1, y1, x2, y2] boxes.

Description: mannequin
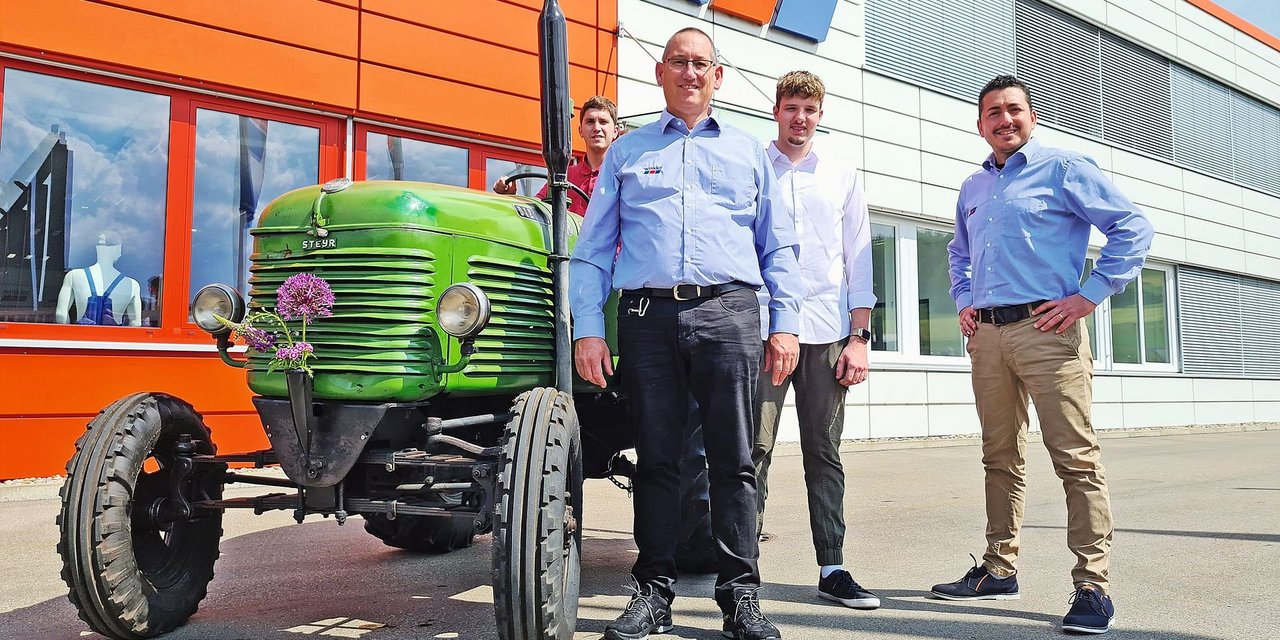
[[55, 231, 142, 326]]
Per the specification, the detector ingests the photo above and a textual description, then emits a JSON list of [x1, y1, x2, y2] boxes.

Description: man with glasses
[[570, 27, 800, 640]]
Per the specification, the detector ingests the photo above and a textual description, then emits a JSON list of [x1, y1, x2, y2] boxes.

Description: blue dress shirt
[[948, 138, 1154, 311], [570, 110, 803, 339]]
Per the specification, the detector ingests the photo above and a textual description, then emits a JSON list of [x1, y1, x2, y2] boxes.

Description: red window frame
[[0, 57, 344, 345]]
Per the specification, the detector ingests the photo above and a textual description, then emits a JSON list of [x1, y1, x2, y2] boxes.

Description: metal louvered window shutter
[[1178, 267, 1280, 379], [1014, 0, 1102, 137], [1172, 67, 1236, 179], [865, 0, 1015, 101], [1101, 32, 1173, 159], [1241, 277, 1280, 378], [1232, 92, 1280, 196]]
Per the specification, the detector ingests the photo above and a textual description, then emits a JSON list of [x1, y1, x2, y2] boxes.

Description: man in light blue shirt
[[933, 75, 1153, 636], [570, 27, 801, 640]]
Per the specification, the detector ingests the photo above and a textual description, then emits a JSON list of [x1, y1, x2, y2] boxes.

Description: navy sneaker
[[1062, 586, 1115, 634], [818, 569, 881, 609], [604, 578, 673, 640], [930, 556, 1020, 601]]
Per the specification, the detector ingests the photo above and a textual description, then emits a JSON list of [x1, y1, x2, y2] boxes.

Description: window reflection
[[871, 223, 898, 351], [366, 132, 468, 186], [1142, 269, 1170, 363], [486, 157, 546, 197], [188, 110, 318, 310], [0, 70, 169, 326], [917, 228, 963, 356]]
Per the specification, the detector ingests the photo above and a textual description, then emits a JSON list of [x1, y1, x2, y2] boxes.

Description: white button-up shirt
[[760, 141, 877, 344]]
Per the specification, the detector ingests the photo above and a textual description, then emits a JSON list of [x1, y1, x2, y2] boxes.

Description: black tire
[[362, 511, 476, 553], [493, 388, 582, 640], [57, 393, 226, 640]]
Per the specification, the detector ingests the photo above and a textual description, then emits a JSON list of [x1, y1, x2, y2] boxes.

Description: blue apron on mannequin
[[77, 267, 126, 326]]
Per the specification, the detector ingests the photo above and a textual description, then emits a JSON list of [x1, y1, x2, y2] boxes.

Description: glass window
[[485, 157, 546, 197], [365, 132, 468, 186], [917, 228, 963, 356], [870, 222, 898, 351], [1108, 267, 1170, 365], [1110, 279, 1141, 364], [1142, 269, 1170, 363], [188, 109, 318, 307], [0, 69, 169, 327]]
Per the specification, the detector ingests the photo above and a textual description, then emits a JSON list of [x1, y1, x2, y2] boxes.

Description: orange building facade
[[0, 0, 618, 479]]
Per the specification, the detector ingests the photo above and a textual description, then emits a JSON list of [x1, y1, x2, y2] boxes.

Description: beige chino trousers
[[967, 314, 1113, 592]]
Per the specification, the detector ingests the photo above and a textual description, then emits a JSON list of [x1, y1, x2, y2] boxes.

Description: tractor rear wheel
[[492, 387, 582, 640], [57, 393, 226, 639]]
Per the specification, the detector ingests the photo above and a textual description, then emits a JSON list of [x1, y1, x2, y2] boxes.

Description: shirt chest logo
[[642, 163, 663, 175]]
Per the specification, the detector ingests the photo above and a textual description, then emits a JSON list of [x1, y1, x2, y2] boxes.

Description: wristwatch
[[850, 327, 871, 343]]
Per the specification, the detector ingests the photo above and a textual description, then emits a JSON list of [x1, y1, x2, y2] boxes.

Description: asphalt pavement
[[1, 427, 1277, 640]]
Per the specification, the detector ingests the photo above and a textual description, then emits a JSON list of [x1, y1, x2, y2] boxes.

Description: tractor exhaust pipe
[[540, 0, 574, 394]]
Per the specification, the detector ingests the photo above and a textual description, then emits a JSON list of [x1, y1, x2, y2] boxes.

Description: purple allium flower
[[239, 326, 276, 353], [276, 273, 334, 321], [276, 341, 314, 363]]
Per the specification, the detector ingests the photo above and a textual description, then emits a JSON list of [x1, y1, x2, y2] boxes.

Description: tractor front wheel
[[57, 393, 226, 639], [492, 387, 582, 640]]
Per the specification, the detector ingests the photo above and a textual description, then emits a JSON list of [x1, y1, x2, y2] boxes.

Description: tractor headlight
[[192, 284, 245, 335], [438, 283, 491, 339]]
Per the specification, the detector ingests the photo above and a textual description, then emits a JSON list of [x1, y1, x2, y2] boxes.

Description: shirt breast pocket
[[710, 164, 758, 210], [1000, 197, 1053, 240]]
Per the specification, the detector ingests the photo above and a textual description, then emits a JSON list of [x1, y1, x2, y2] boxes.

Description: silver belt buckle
[[672, 284, 702, 301]]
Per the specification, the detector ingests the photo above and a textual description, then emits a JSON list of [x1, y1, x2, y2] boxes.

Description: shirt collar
[[982, 137, 1042, 172], [767, 140, 820, 169], [659, 108, 721, 134]]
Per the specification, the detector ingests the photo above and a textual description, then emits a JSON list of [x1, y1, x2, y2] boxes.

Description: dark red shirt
[[536, 160, 600, 216]]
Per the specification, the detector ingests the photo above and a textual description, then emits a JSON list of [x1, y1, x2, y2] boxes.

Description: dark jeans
[[617, 288, 763, 612], [754, 339, 849, 567]]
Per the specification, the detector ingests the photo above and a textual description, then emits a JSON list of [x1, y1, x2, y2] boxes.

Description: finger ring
[[1056, 313, 1064, 318]]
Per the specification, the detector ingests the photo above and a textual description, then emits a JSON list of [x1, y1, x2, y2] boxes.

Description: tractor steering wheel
[[503, 171, 591, 205]]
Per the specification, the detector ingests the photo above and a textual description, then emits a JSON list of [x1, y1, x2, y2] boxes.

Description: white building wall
[[617, 0, 1280, 442]]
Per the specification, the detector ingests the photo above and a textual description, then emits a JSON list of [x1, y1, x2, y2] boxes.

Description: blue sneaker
[[930, 556, 1020, 600], [1062, 586, 1115, 634]]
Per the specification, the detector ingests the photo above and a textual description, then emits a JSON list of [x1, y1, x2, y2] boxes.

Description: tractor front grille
[[463, 254, 554, 377], [248, 246, 441, 375]]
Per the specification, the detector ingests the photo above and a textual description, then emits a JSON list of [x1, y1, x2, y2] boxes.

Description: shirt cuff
[[1078, 278, 1112, 305], [846, 292, 877, 311], [954, 292, 973, 313], [573, 314, 606, 341], [768, 311, 802, 336]]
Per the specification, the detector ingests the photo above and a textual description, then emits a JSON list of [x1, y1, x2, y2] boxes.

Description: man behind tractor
[[493, 95, 621, 215]]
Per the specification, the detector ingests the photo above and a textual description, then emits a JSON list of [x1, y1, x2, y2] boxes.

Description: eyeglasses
[[665, 58, 717, 75]]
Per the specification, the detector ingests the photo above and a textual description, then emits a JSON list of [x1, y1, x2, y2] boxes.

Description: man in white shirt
[[753, 70, 879, 610]]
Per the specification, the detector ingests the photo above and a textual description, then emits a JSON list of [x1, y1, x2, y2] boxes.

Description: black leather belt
[[976, 300, 1048, 325], [622, 282, 757, 301]]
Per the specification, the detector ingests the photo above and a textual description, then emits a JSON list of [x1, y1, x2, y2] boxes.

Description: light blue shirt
[[948, 138, 1153, 311], [570, 110, 803, 339]]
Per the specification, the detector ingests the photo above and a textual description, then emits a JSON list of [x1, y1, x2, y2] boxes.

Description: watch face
[[853, 328, 871, 341]]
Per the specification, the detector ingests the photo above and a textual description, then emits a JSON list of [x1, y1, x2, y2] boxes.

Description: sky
[[1212, 0, 1280, 41]]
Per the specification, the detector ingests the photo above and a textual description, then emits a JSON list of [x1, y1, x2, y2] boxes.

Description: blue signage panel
[[772, 0, 839, 42]]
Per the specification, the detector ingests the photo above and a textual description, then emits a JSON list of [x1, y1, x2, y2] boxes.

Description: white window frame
[[1091, 260, 1179, 374], [868, 215, 1180, 374], [868, 214, 971, 368]]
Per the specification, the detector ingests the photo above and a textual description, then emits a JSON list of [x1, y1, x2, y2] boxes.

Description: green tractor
[[54, 2, 713, 639]]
